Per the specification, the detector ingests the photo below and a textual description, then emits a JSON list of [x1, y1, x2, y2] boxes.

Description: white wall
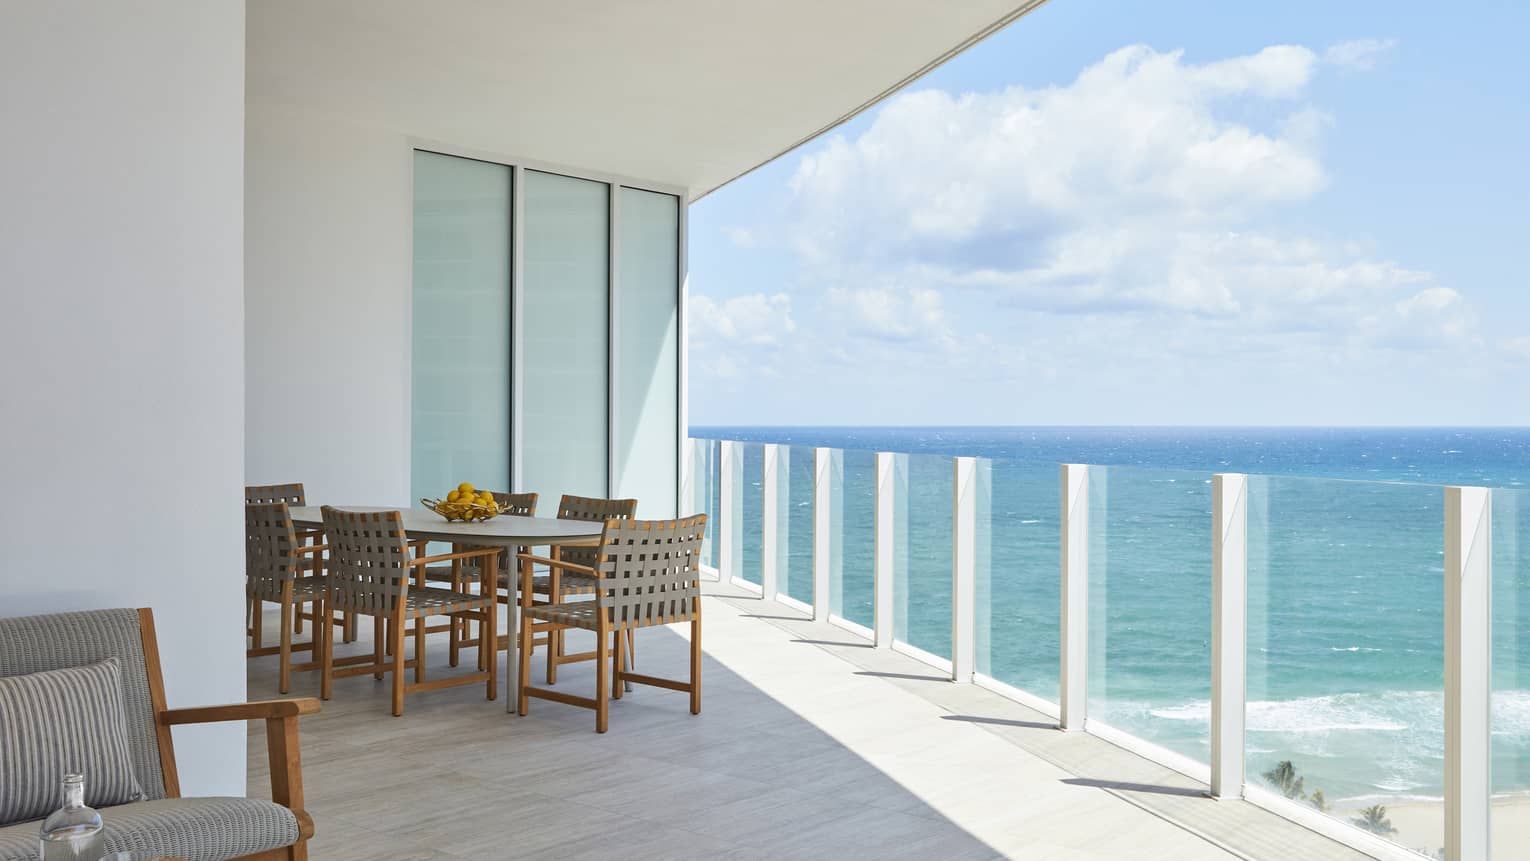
[[245, 105, 413, 504], [0, 0, 248, 796]]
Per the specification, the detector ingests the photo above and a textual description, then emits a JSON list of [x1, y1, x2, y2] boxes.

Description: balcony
[[247, 573, 1371, 859], [670, 437, 1521, 861]]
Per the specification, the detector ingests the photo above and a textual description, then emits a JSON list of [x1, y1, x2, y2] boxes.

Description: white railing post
[[1445, 486, 1492, 861], [874, 452, 899, 648], [719, 441, 742, 583], [813, 447, 836, 620], [680, 438, 696, 516], [761, 443, 781, 601], [1211, 473, 1248, 800], [952, 457, 978, 683], [1060, 464, 1089, 731]]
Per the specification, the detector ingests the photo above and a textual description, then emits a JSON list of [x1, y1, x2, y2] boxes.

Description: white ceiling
[[247, 0, 1042, 198]]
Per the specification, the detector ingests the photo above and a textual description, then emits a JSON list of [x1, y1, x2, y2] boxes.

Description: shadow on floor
[[940, 714, 1057, 731], [245, 609, 1003, 861], [1061, 777, 1209, 799]]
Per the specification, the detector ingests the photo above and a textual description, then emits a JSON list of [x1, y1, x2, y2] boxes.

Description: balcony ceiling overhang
[[247, 0, 1042, 198]]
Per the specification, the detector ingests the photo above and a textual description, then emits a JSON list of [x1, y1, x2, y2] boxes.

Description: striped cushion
[[0, 796, 297, 861], [0, 658, 145, 826]]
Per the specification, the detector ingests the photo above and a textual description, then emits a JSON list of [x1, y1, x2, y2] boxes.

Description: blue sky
[[687, 0, 1530, 427]]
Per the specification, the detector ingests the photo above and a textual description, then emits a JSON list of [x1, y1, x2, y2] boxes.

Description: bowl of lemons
[[422, 483, 505, 522]]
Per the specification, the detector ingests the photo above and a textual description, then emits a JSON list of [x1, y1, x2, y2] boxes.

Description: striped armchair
[[0, 608, 316, 861]]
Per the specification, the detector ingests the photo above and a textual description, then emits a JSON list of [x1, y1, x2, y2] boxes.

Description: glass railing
[[684, 436, 1510, 860], [1246, 475, 1444, 857], [783, 445, 815, 605], [1495, 486, 1530, 860], [893, 453, 954, 663], [976, 457, 1060, 703], [1087, 464, 1213, 766]]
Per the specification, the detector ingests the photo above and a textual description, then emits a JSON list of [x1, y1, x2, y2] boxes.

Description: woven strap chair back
[[246, 502, 302, 602], [320, 506, 412, 615], [245, 482, 306, 506], [596, 515, 706, 629], [492, 491, 538, 517], [558, 495, 638, 569]]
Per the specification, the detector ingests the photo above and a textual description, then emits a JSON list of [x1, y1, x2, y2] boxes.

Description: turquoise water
[[692, 427, 1530, 810]]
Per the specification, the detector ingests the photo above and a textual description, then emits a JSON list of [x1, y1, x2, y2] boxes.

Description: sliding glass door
[[518, 170, 610, 507], [410, 151, 511, 502], [411, 151, 680, 515]]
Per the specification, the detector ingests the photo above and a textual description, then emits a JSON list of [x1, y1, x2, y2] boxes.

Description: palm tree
[[1263, 760, 1305, 800], [1308, 789, 1329, 812], [1351, 804, 1397, 836]]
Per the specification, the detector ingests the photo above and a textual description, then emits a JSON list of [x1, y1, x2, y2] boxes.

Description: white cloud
[[723, 226, 757, 247], [826, 285, 952, 344], [779, 41, 1468, 348], [688, 292, 795, 347], [1323, 38, 1398, 71]]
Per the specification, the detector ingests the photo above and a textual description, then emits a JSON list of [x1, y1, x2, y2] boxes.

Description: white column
[[1211, 473, 1248, 799], [761, 443, 782, 601], [1445, 486, 1492, 861], [952, 457, 978, 683], [874, 451, 899, 648], [1060, 464, 1089, 731], [813, 447, 836, 620], [719, 441, 742, 583]]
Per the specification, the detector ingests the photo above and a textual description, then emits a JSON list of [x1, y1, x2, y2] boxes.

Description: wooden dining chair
[[421, 491, 538, 665], [318, 507, 500, 716], [516, 514, 706, 733], [245, 483, 346, 642], [532, 495, 637, 684], [246, 502, 330, 694]]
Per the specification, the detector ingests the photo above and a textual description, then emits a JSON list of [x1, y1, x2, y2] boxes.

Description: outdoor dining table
[[288, 505, 603, 712]]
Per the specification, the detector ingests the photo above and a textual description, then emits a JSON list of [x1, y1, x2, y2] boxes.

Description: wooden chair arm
[[408, 547, 502, 568], [516, 553, 596, 575], [159, 697, 321, 726], [296, 543, 328, 555]]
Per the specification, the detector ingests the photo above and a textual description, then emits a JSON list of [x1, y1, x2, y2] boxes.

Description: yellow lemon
[[457, 482, 476, 495], [446, 490, 461, 503]]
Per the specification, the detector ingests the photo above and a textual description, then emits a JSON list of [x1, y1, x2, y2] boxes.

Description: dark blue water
[[689, 426, 1530, 810]]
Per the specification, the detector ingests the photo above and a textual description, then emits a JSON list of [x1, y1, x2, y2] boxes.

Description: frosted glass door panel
[[411, 151, 510, 504], [613, 187, 679, 516], [520, 170, 609, 505]]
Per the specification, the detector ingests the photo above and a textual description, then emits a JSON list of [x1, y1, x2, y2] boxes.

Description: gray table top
[[287, 505, 601, 546]]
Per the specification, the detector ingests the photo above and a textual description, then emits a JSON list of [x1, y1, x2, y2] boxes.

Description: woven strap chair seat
[[524, 600, 670, 630], [426, 565, 598, 595], [245, 577, 326, 603], [403, 588, 491, 619]]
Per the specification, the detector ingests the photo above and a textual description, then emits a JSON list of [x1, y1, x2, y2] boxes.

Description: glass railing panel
[[1494, 485, 1530, 859], [732, 442, 761, 586], [975, 458, 1060, 701], [1087, 464, 1212, 763], [1246, 475, 1443, 856], [831, 448, 875, 630], [782, 445, 816, 604], [688, 438, 719, 568], [893, 452, 954, 661]]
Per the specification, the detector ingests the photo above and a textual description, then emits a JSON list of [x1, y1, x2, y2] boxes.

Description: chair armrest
[[296, 543, 328, 555], [159, 697, 321, 726], [408, 547, 502, 567], [516, 553, 596, 575]]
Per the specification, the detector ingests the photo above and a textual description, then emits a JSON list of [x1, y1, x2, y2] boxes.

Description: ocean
[[689, 426, 1530, 811]]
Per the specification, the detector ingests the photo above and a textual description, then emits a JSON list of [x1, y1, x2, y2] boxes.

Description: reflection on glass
[[832, 449, 874, 629], [1247, 475, 1443, 855]]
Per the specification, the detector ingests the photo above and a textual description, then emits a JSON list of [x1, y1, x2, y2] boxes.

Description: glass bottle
[[38, 774, 105, 861]]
